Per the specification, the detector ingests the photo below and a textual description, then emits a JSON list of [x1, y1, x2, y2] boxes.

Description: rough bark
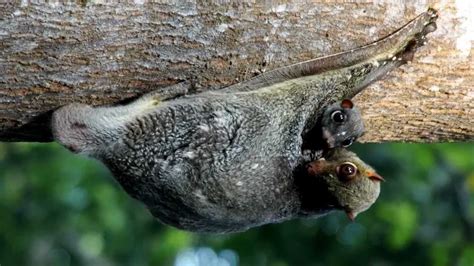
[[0, 1, 472, 142]]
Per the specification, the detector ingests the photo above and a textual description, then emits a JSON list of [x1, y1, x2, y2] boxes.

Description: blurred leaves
[[0, 142, 473, 266], [376, 201, 418, 250]]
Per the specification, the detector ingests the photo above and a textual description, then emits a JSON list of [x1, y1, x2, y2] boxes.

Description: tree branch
[[0, 1, 472, 142]]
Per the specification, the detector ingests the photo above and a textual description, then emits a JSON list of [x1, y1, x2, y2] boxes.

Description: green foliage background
[[0, 142, 473, 266]]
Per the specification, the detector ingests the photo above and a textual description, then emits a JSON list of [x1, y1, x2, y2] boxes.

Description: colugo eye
[[337, 162, 358, 181], [331, 110, 345, 123], [342, 138, 354, 147]]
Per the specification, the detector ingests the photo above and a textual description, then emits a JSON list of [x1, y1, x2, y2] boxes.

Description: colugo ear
[[340, 99, 354, 109]]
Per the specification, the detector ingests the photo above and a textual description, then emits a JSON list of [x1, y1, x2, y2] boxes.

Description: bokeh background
[[0, 142, 473, 266]]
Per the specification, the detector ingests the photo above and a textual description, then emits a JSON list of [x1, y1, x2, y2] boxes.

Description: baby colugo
[[301, 98, 364, 158], [52, 9, 436, 233], [321, 99, 364, 148]]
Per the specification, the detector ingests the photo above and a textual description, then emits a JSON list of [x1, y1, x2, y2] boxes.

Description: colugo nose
[[306, 158, 328, 176]]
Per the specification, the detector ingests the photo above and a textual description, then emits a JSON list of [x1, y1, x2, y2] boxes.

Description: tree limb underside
[[0, 1, 472, 142]]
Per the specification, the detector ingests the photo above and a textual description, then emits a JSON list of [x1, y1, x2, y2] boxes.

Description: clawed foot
[[397, 8, 438, 62]]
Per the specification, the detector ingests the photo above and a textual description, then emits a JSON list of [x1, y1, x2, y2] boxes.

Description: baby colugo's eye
[[341, 137, 354, 147], [337, 162, 358, 181], [331, 110, 345, 122]]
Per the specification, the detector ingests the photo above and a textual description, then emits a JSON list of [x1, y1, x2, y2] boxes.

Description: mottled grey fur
[[51, 10, 437, 233]]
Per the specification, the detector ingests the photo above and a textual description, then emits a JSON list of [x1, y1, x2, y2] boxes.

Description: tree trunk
[[0, 1, 472, 142]]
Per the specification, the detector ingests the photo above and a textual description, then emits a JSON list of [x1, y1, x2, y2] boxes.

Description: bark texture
[[0, 1, 472, 142]]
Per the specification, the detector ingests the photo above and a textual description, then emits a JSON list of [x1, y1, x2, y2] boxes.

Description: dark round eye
[[331, 110, 345, 123], [341, 138, 354, 147], [337, 162, 358, 181]]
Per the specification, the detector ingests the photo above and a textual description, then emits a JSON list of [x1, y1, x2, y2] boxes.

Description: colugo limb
[[52, 9, 437, 233], [221, 8, 437, 95]]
